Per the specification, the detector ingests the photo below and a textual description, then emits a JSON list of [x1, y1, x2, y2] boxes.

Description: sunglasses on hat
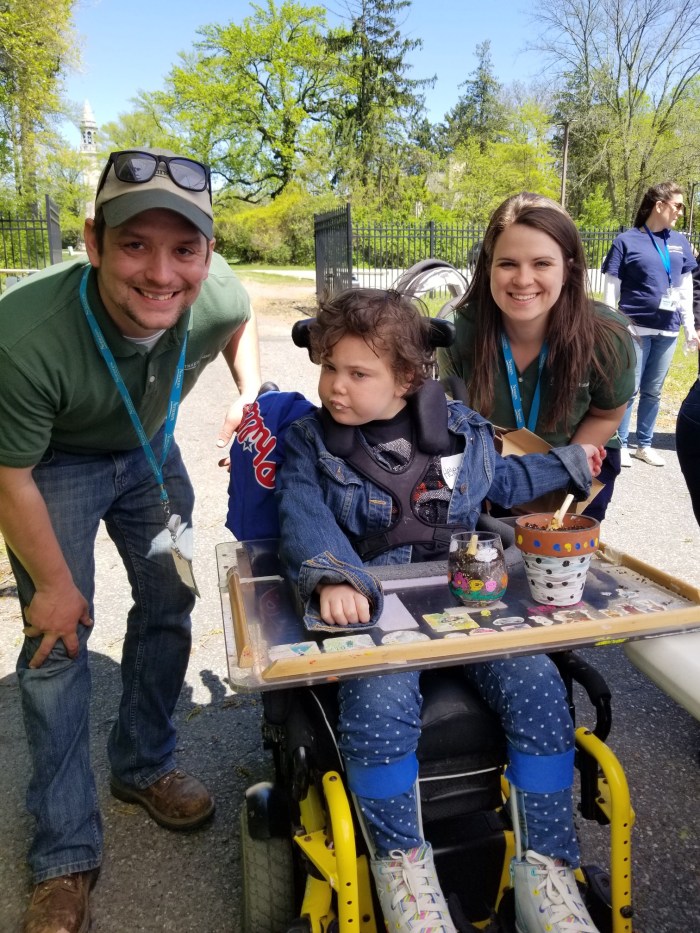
[[96, 150, 212, 201]]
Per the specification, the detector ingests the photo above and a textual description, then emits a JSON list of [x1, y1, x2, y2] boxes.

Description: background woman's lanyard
[[500, 332, 548, 432], [78, 267, 198, 593], [643, 224, 672, 288]]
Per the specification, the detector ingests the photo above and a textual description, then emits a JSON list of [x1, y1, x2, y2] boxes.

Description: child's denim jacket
[[276, 400, 592, 629]]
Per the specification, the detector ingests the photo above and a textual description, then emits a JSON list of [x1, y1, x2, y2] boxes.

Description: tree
[[98, 104, 184, 155], [38, 143, 94, 246], [0, 0, 78, 204], [330, 0, 434, 197], [532, 0, 700, 221], [155, 0, 344, 202], [438, 41, 505, 155]]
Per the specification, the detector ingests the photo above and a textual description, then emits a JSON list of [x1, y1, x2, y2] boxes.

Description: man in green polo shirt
[[0, 149, 261, 933]]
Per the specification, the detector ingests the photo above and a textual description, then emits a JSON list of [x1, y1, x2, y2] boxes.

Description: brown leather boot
[[23, 869, 99, 933], [110, 768, 215, 829]]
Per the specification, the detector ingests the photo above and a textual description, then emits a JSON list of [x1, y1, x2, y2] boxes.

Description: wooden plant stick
[[548, 493, 575, 530]]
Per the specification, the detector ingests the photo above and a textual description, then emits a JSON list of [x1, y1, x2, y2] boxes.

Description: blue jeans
[[677, 377, 700, 527], [618, 333, 678, 448], [9, 431, 196, 882], [338, 656, 579, 865]]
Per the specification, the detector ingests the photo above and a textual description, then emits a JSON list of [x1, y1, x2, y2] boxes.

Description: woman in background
[[602, 181, 697, 467], [438, 192, 635, 522]]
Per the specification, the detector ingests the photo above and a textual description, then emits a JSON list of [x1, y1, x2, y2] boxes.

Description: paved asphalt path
[[0, 308, 698, 933]]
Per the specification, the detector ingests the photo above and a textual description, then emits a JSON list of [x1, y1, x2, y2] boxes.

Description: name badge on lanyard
[[643, 225, 676, 311]]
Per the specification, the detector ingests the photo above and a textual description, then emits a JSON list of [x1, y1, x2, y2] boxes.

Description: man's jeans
[[677, 376, 700, 527], [9, 432, 196, 882], [618, 333, 677, 448]]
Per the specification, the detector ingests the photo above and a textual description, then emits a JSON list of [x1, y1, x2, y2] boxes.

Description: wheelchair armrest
[[550, 651, 612, 742]]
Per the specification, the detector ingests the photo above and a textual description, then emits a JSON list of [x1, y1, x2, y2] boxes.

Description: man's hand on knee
[[23, 584, 92, 668]]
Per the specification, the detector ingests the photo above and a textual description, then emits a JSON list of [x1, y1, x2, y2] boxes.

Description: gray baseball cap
[[94, 148, 214, 239]]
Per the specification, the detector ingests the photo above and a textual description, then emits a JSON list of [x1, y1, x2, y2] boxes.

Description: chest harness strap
[[320, 379, 470, 561]]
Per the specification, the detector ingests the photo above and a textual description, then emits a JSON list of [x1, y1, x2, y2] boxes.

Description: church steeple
[[80, 100, 97, 153], [79, 100, 101, 219]]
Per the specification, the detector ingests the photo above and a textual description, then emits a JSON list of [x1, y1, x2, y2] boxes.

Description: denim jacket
[[276, 400, 592, 628]]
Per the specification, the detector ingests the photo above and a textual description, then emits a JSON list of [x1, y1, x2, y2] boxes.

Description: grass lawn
[[230, 262, 314, 287]]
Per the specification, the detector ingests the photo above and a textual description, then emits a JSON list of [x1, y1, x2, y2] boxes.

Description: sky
[[63, 0, 545, 145]]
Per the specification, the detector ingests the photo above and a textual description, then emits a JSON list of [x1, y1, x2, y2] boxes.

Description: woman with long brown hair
[[438, 192, 636, 521]]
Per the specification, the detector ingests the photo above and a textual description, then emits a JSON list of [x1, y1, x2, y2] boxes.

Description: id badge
[[171, 546, 201, 597], [168, 514, 201, 597], [659, 289, 676, 311]]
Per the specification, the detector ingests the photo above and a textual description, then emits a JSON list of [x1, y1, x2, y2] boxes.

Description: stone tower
[[79, 100, 101, 219]]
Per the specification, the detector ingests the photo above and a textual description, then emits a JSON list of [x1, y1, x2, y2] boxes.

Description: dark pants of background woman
[[676, 376, 700, 528]]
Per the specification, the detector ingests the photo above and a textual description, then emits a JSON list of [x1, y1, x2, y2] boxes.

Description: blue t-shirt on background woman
[[602, 180, 697, 468]]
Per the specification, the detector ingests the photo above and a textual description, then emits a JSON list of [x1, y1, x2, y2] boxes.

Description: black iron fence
[[314, 209, 700, 296], [0, 196, 62, 292]]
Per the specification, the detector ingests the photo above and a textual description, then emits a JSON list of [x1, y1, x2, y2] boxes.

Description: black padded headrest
[[291, 316, 455, 354]]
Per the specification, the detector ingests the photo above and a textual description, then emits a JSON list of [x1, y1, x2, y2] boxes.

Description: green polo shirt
[[437, 301, 636, 449], [0, 253, 250, 467]]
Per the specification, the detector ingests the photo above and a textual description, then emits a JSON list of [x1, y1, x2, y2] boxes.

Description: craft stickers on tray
[[262, 564, 691, 664]]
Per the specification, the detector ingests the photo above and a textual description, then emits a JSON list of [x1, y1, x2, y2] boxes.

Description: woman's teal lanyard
[[643, 224, 672, 287], [500, 332, 548, 432], [78, 266, 197, 595]]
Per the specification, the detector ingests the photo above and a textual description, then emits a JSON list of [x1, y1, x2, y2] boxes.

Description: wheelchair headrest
[[291, 316, 455, 356]]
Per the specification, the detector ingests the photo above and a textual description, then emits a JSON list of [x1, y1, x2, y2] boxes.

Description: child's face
[[319, 333, 410, 426], [490, 223, 568, 334]]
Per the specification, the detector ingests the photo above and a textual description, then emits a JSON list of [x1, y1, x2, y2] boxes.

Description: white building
[[79, 100, 101, 219]]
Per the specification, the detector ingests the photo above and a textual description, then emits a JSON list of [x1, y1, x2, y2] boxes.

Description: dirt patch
[[239, 276, 317, 327]]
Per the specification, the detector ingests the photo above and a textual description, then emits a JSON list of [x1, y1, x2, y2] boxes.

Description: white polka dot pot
[[514, 513, 600, 606]]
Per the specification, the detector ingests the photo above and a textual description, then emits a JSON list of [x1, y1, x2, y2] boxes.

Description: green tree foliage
[[38, 144, 93, 247], [0, 0, 78, 204], [534, 0, 700, 221], [438, 41, 505, 155], [98, 104, 183, 154], [214, 183, 337, 263], [156, 0, 344, 202], [330, 0, 434, 201], [577, 184, 619, 229]]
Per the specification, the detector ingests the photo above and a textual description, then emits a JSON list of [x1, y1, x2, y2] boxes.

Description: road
[[0, 294, 698, 932]]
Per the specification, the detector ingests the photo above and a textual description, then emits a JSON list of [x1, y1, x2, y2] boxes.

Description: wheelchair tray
[[216, 538, 700, 692]]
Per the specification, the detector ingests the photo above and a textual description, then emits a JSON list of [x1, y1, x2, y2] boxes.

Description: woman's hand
[[579, 444, 606, 478], [318, 583, 371, 626]]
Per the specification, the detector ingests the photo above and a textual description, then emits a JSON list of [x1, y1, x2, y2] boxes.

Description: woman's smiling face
[[489, 223, 568, 334]]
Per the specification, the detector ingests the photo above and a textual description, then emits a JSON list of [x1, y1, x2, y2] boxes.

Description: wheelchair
[[239, 590, 634, 933], [234, 303, 634, 932]]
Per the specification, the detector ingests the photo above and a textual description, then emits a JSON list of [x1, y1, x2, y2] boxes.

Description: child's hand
[[579, 444, 606, 477], [318, 583, 371, 626]]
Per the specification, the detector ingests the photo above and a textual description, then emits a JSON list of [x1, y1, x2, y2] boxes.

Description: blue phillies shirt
[[602, 227, 696, 331], [226, 390, 316, 540]]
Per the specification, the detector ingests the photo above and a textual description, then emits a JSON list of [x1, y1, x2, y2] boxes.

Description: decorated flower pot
[[514, 513, 600, 606]]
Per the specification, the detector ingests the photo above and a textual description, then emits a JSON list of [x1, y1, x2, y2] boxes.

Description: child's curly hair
[[308, 287, 436, 393]]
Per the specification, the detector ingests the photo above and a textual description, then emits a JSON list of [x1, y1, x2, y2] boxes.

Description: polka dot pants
[[337, 656, 579, 864]]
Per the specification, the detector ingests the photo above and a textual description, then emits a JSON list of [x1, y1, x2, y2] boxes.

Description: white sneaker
[[371, 842, 457, 932], [512, 850, 600, 933], [633, 447, 665, 467], [619, 447, 632, 468]]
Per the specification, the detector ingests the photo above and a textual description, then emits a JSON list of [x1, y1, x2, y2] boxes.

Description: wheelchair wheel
[[240, 805, 296, 933]]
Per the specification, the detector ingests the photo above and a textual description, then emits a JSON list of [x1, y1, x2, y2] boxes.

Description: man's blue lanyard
[[500, 332, 548, 432], [643, 225, 672, 287], [78, 266, 188, 520]]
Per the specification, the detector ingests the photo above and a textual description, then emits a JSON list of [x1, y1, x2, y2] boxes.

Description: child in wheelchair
[[272, 286, 605, 933]]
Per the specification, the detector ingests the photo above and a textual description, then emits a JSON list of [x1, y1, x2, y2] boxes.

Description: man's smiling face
[[84, 208, 214, 337]]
